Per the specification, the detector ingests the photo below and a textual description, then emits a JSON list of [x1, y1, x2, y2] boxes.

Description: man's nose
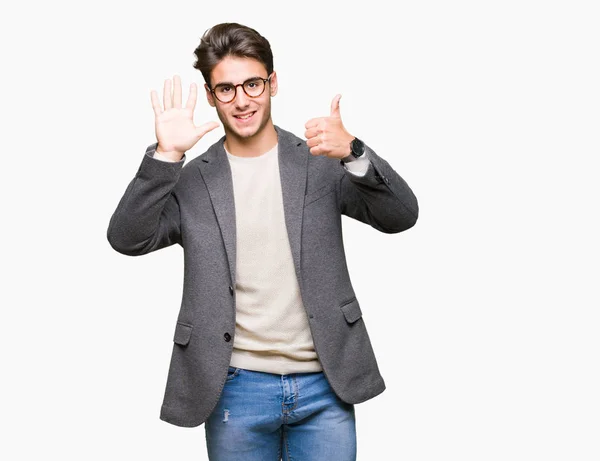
[[233, 87, 250, 107]]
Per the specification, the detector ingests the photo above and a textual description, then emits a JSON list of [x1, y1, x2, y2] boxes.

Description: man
[[107, 22, 418, 461]]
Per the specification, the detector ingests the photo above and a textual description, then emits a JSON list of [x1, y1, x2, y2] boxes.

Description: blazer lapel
[[275, 126, 308, 292], [197, 126, 308, 289], [197, 139, 237, 284]]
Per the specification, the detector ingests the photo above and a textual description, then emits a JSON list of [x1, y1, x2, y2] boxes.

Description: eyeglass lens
[[213, 78, 267, 102]]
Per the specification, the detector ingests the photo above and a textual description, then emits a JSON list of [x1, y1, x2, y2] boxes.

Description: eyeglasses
[[209, 74, 272, 103]]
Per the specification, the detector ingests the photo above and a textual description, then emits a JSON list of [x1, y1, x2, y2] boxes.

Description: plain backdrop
[[1, 0, 599, 459]]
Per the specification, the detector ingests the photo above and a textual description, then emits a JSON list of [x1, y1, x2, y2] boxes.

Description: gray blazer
[[107, 125, 418, 427]]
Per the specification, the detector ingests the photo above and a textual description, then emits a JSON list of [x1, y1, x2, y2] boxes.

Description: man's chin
[[230, 127, 257, 139], [227, 120, 260, 139]]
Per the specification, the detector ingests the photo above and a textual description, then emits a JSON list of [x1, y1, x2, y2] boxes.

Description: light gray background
[[1, 0, 598, 459]]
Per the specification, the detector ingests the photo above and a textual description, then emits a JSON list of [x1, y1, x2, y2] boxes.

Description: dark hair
[[193, 23, 274, 87]]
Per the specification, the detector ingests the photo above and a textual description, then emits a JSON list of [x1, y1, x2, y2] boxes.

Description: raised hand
[[304, 94, 355, 160], [150, 75, 220, 160]]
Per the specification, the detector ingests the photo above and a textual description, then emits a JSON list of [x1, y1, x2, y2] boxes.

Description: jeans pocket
[[226, 366, 241, 381]]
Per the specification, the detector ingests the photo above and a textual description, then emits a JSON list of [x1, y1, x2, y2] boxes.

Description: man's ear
[[205, 83, 216, 107], [269, 71, 278, 97]]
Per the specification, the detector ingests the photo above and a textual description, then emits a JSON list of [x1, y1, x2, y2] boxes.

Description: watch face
[[351, 138, 365, 157]]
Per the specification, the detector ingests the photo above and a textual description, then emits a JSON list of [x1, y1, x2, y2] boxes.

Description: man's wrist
[[341, 136, 366, 163], [156, 146, 185, 162], [340, 134, 356, 163]]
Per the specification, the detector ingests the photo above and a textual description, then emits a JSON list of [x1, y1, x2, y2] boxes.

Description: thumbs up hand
[[304, 94, 355, 159]]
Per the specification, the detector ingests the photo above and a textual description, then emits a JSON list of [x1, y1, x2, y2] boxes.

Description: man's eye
[[218, 86, 232, 93]]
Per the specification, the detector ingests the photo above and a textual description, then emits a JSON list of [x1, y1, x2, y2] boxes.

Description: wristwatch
[[349, 137, 365, 159], [341, 137, 365, 163]]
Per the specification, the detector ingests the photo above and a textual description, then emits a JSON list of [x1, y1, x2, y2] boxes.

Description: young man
[[107, 22, 418, 461]]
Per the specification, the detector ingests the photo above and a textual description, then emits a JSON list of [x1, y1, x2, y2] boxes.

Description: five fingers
[[150, 75, 198, 115]]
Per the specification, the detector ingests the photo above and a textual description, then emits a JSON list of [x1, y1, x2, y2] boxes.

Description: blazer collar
[[196, 125, 308, 288]]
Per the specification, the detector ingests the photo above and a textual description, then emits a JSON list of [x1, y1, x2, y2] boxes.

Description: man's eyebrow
[[213, 75, 265, 86]]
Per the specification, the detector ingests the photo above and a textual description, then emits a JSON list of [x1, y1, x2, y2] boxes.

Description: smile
[[234, 111, 256, 121]]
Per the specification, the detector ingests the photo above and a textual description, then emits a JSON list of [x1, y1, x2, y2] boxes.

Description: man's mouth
[[233, 111, 256, 121]]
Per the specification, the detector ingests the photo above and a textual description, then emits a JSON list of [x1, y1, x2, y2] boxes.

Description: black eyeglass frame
[[209, 74, 273, 103]]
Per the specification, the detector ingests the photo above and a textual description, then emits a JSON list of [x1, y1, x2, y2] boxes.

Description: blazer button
[[229, 285, 234, 295], [224, 332, 231, 342]]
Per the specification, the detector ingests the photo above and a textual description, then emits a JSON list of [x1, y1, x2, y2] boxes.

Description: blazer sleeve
[[338, 143, 419, 233], [107, 142, 185, 256]]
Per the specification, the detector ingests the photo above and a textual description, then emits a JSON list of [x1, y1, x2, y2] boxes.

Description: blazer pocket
[[173, 321, 193, 346], [340, 297, 362, 324], [304, 184, 335, 207]]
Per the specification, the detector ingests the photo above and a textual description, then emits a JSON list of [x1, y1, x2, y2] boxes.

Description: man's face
[[205, 56, 278, 141]]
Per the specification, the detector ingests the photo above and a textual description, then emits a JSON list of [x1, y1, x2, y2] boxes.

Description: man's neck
[[224, 121, 278, 158]]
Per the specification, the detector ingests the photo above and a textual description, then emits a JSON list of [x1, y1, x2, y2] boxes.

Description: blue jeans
[[204, 366, 357, 460]]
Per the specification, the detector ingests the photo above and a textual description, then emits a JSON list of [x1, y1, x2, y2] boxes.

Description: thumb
[[196, 121, 220, 138], [330, 94, 342, 118]]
